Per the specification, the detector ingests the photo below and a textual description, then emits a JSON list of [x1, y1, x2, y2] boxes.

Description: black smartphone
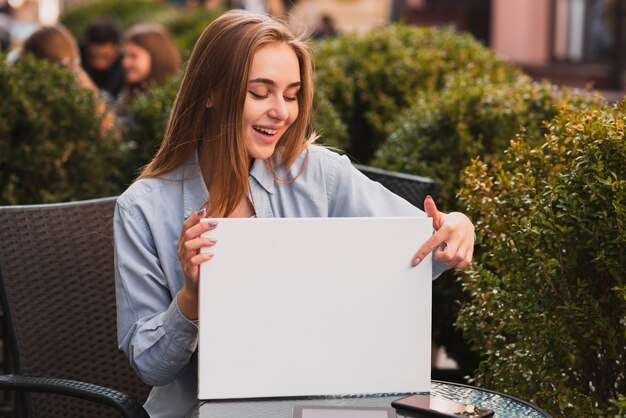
[[391, 394, 494, 418]]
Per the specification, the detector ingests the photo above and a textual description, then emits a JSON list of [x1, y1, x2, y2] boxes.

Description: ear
[[206, 97, 214, 108]]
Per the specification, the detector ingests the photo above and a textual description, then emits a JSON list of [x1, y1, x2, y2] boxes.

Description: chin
[[248, 145, 277, 161]]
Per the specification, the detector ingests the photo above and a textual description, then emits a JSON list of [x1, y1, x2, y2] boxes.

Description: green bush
[[119, 73, 182, 185], [60, 0, 171, 41], [457, 102, 625, 416], [370, 73, 602, 378], [609, 394, 626, 417], [373, 74, 603, 212], [312, 88, 349, 148], [0, 55, 122, 204], [313, 24, 521, 162], [157, 8, 222, 57]]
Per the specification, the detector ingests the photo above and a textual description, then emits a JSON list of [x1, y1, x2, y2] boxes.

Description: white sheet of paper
[[198, 217, 432, 400]]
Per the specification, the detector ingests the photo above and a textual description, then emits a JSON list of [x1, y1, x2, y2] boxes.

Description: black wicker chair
[[0, 197, 150, 418], [354, 164, 441, 210]]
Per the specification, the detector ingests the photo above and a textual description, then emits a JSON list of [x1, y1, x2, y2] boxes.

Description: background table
[[192, 380, 552, 418]]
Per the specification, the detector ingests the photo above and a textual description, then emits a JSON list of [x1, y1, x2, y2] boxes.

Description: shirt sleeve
[[114, 201, 198, 387], [327, 153, 448, 279]]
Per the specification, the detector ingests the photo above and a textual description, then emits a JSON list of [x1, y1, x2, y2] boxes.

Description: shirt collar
[[249, 158, 275, 194], [182, 150, 275, 218]]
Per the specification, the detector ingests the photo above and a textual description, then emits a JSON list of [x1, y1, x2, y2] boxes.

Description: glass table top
[[191, 381, 551, 418]]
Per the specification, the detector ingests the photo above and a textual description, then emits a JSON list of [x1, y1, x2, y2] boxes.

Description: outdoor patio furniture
[[0, 197, 150, 418], [354, 164, 440, 210]]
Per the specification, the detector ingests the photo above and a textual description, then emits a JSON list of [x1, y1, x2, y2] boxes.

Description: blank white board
[[198, 217, 432, 400]]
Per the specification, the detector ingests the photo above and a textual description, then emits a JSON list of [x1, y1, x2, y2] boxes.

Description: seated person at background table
[[22, 24, 114, 132], [23, 24, 97, 92], [117, 23, 181, 119], [80, 16, 125, 98], [114, 10, 475, 418]]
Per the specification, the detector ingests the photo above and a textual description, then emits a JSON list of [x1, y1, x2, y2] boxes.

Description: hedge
[[372, 74, 603, 212], [0, 55, 121, 204], [457, 102, 626, 416], [119, 72, 182, 186], [313, 24, 521, 162], [157, 8, 222, 57], [366, 68, 602, 377]]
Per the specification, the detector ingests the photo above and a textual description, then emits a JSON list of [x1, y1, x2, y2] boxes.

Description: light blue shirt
[[114, 145, 447, 418]]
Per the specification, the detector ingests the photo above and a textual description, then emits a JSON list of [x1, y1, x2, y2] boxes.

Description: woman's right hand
[[176, 208, 217, 320]]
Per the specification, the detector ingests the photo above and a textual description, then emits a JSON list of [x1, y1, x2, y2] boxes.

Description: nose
[[268, 96, 289, 121]]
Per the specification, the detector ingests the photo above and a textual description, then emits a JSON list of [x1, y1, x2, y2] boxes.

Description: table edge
[[432, 380, 552, 418]]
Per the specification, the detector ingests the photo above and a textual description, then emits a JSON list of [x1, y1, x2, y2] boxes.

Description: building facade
[[293, 0, 624, 93], [403, 0, 624, 93]]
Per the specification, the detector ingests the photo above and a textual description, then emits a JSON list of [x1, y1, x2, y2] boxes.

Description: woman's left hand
[[411, 195, 475, 270]]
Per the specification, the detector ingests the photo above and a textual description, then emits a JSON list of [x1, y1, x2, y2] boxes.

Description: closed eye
[[248, 91, 267, 99]]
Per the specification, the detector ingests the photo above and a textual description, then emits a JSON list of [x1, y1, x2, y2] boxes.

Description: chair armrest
[[0, 374, 149, 418]]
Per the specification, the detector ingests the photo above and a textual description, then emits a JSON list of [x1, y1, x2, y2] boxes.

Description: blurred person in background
[[80, 17, 125, 98], [21, 24, 115, 132], [312, 14, 338, 39], [22, 24, 97, 92], [118, 23, 182, 117]]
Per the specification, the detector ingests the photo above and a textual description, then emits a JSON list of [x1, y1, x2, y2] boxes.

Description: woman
[[118, 23, 181, 113], [114, 10, 474, 418], [23, 25, 92, 88], [22, 24, 114, 131]]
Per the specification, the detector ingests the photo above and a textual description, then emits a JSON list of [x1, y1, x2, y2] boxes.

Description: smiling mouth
[[253, 126, 278, 137]]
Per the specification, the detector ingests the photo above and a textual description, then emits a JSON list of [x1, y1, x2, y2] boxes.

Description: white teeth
[[254, 126, 277, 135]]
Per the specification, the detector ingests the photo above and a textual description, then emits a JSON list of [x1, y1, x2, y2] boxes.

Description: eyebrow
[[249, 78, 301, 88]]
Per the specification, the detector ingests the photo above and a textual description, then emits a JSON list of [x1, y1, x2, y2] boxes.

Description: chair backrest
[[354, 164, 441, 210], [0, 197, 151, 417]]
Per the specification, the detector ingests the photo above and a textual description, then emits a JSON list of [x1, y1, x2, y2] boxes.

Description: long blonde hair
[[140, 10, 314, 217]]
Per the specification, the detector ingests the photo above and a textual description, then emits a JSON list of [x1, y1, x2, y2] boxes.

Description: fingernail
[[207, 238, 217, 244], [412, 257, 421, 267], [207, 220, 218, 227], [196, 208, 206, 216], [426, 195, 432, 200]]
